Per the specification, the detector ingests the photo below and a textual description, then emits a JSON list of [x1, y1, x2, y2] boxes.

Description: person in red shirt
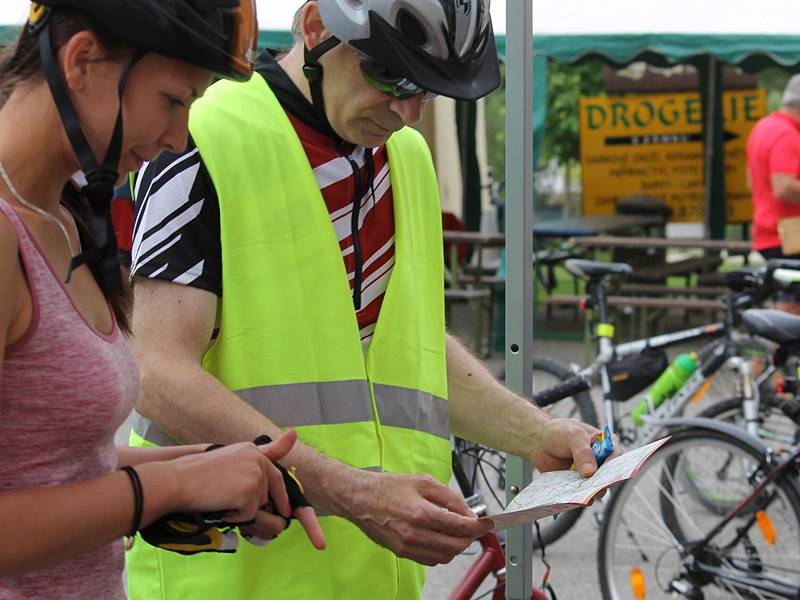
[[747, 74, 800, 313]]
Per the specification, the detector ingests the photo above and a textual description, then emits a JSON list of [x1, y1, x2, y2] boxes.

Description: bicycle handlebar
[[532, 374, 591, 407]]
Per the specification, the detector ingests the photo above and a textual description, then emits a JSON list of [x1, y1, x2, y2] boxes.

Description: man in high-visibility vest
[[125, 1, 604, 598]]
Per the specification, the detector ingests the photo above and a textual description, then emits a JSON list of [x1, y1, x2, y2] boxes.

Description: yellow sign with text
[[579, 89, 767, 222]]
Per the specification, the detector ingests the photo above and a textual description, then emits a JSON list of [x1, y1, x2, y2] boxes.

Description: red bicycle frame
[[448, 531, 549, 600]]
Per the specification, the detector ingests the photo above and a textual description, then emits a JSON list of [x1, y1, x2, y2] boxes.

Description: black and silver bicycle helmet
[[317, 0, 499, 101], [25, 0, 258, 294]]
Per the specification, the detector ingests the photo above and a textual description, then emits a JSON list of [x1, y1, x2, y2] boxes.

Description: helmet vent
[[396, 9, 427, 47]]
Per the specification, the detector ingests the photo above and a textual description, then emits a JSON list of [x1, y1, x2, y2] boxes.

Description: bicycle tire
[[698, 395, 800, 450], [471, 357, 598, 549], [598, 428, 800, 600], [529, 357, 597, 548], [531, 357, 598, 426]]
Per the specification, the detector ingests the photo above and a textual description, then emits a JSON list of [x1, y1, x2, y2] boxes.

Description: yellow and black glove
[[138, 435, 311, 555]]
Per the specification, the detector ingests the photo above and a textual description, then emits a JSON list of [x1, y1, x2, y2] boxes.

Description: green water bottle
[[630, 352, 698, 426]]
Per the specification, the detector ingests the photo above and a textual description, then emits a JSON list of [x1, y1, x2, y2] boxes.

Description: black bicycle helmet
[[24, 0, 258, 294], [316, 0, 500, 101], [29, 0, 258, 82]]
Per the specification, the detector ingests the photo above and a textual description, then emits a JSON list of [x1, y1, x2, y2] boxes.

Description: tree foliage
[[483, 61, 506, 194], [543, 60, 605, 167]]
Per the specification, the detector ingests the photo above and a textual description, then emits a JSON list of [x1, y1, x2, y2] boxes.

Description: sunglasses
[[358, 56, 438, 102]]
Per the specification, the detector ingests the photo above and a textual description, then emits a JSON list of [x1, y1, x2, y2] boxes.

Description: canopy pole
[[504, 0, 534, 598], [701, 55, 726, 239]]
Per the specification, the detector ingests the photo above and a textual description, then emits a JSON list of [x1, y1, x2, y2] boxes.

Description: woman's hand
[[167, 430, 297, 522]]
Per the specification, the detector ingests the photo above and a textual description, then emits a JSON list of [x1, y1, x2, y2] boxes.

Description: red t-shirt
[[747, 111, 800, 250]]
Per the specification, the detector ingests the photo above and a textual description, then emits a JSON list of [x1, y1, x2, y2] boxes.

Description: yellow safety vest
[[127, 74, 450, 600]]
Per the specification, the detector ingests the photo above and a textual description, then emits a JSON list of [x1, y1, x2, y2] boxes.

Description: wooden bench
[[457, 274, 505, 287], [629, 256, 722, 284], [569, 235, 751, 256], [544, 294, 723, 339], [545, 294, 722, 311], [445, 288, 492, 356], [618, 283, 727, 298], [445, 288, 492, 302]]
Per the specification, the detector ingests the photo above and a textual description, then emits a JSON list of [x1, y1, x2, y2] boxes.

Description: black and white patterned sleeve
[[130, 140, 222, 296]]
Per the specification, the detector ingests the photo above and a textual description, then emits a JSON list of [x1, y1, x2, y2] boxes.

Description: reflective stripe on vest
[[131, 381, 448, 445]]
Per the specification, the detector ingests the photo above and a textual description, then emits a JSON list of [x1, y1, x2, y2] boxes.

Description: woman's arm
[[116, 443, 208, 467], [0, 435, 293, 576], [0, 461, 180, 575]]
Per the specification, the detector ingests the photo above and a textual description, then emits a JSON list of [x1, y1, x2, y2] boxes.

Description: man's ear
[[300, 1, 333, 49], [60, 30, 106, 92]]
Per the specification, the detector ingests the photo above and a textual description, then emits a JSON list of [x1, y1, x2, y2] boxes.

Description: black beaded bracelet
[[121, 466, 143, 540]]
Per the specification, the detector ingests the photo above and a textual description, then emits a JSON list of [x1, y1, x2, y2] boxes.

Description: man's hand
[[342, 471, 493, 566], [239, 505, 325, 550], [529, 418, 621, 477]]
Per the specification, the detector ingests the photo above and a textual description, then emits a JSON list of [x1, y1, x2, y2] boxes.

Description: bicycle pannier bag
[[607, 348, 668, 401]]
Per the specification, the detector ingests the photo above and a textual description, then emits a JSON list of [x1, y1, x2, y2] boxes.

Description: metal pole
[[702, 55, 717, 238], [504, 1, 534, 598]]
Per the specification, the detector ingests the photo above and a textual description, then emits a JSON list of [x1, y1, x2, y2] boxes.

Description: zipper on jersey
[[343, 148, 376, 312]]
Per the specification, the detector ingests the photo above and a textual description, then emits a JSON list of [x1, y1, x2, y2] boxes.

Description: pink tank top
[[0, 198, 138, 600]]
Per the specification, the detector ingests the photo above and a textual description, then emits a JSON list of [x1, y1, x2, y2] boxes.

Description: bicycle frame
[[575, 278, 774, 445], [683, 441, 800, 597]]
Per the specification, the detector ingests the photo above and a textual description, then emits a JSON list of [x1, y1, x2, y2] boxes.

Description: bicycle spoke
[[620, 481, 684, 549], [654, 458, 709, 538]]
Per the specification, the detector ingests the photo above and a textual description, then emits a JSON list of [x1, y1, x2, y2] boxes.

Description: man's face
[[322, 44, 428, 147]]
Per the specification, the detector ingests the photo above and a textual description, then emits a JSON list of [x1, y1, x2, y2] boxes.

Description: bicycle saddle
[[564, 258, 632, 280], [742, 308, 800, 345]]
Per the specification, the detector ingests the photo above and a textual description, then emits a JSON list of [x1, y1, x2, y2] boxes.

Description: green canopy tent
[[6, 1, 800, 238], [494, 0, 800, 239]]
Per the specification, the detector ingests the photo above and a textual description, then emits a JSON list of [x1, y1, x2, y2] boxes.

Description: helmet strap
[[39, 21, 142, 295], [302, 36, 341, 138]]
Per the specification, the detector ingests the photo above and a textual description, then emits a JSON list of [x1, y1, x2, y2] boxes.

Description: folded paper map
[[484, 436, 670, 531]]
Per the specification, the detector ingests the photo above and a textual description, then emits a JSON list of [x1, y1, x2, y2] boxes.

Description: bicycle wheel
[[496, 357, 597, 425], [474, 357, 598, 549], [530, 357, 597, 548], [598, 428, 800, 600], [531, 357, 597, 425], [699, 396, 800, 452]]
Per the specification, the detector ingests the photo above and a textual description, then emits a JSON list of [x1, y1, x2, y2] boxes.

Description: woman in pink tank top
[[0, 3, 320, 599]]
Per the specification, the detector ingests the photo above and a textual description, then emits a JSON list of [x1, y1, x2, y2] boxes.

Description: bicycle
[[483, 257, 800, 549], [597, 306, 800, 598], [598, 416, 800, 599]]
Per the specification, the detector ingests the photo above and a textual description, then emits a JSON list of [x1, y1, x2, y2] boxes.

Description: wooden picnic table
[[568, 235, 751, 285], [441, 231, 505, 355], [569, 235, 752, 255], [531, 214, 664, 239]]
